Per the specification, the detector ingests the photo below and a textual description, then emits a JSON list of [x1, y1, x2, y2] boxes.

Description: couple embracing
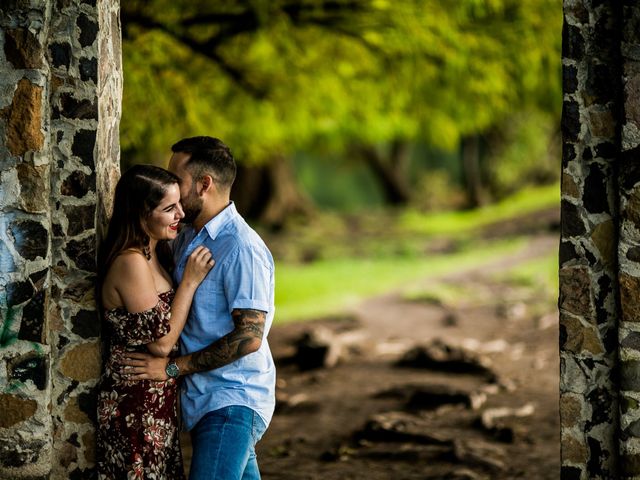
[[96, 136, 275, 480]]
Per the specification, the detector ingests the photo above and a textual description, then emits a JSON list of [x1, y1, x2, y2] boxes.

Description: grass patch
[[403, 282, 482, 308], [275, 237, 527, 323], [399, 183, 559, 237], [492, 250, 559, 296]]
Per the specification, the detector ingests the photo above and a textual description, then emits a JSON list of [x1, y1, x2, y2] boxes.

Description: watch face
[[166, 362, 179, 378]]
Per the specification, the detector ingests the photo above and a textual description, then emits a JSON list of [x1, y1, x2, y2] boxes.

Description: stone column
[[0, 1, 121, 478], [617, 3, 640, 478], [560, 3, 622, 479], [561, 1, 640, 479]]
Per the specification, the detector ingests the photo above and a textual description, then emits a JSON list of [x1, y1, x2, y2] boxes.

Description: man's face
[[169, 152, 203, 224]]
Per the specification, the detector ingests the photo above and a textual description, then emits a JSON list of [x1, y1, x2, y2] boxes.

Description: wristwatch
[[165, 360, 180, 379]]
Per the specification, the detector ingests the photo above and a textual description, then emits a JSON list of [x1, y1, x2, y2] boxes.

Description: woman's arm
[[119, 308, 265, 381], [112, 247, 213, 357], [145, 246, 214, 357]]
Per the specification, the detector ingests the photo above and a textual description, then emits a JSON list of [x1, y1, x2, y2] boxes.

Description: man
[[123, 136, 276, 480]]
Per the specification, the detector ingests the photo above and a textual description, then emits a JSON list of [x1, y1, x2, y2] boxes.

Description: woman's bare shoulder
[[103, 249, 157, 310], [110, 249, 147, 269], [104, 249, 151, 287]]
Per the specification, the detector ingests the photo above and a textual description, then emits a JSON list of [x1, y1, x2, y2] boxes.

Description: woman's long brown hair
[[97, 164, 180, 292]]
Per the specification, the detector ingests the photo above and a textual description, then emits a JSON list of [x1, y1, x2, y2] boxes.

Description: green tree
[[120, 0, 561, 220]]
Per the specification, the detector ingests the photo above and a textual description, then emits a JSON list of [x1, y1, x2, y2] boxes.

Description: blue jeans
[[188, 405, 267, 480]]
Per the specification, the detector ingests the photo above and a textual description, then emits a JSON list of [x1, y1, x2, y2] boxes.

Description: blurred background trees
[[119, 0, 561, 227]]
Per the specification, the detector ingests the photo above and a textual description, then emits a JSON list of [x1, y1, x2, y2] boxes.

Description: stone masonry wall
[[561, 1, 640, 479], [560, 2, 622, 478], [617, 3, 640, 478], [0, 1, 121, 478]]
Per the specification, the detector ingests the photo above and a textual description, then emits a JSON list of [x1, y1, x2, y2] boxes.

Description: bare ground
[[182, 230, 560, 480]]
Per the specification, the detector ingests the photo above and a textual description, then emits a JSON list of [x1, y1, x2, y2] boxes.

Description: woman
[[96, 165, 213, 480]]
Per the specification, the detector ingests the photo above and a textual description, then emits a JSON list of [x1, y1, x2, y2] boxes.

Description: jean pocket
[[251, 411, 267, 444]]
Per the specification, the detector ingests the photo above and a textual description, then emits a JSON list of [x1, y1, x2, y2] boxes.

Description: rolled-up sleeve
[[223, 245, 272, 314]]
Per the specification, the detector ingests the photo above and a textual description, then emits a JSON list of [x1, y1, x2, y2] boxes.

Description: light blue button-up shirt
[[173, 202, 276, 431]]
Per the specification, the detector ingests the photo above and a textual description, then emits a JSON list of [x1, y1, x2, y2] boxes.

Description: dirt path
[[251, 232, 560, 480]]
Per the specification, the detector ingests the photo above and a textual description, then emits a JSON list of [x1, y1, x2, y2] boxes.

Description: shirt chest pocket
[[195, 274, 229, 314], [190, 282, 233, 341]]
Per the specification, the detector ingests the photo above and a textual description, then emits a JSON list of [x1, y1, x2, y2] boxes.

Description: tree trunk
[[231, 155, 313, 229], [357, 141, 411, 205], [461, 135, 486, 208]]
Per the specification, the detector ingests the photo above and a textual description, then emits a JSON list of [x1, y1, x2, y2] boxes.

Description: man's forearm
[[177, 309, 265, 376]]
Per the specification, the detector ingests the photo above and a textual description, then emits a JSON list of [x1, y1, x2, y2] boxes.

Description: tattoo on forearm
[[184, 309, 265, 375]]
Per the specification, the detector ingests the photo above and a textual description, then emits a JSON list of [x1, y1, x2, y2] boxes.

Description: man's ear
[[198, 175, 215, 195]]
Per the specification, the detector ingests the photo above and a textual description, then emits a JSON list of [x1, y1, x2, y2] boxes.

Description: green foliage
[[120, 0, 562, 165], [292, 152, 385, 211], [485, 110, 560, 197], [413, 169, 467, 211], [393, 0, 561, 149]]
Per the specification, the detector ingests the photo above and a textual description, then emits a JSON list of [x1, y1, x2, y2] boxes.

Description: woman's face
[[145, 183, 185, 241]]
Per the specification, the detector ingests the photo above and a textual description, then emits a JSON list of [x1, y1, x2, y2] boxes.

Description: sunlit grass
[[399, 183, 559, 236], [492, 250, 559, 296], [275, 237, 527, 323], [400, 250, 560, 314], [403, 282, 484, 308]]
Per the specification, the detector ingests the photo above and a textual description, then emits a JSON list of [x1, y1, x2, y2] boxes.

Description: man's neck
[[193, 198, 231, 232]]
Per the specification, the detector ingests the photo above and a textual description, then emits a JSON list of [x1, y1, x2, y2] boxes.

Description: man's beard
[[181, 186, 203, 225]]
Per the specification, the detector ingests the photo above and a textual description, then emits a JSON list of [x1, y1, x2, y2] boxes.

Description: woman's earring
[[143, 245, 151, 260]]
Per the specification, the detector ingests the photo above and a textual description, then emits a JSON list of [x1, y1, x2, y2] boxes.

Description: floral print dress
[[97, 290, 185, 480]]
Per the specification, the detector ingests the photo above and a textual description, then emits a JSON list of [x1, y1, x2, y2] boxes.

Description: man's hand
[[120, 352, 170, 381], [120, 309, 266, 380]]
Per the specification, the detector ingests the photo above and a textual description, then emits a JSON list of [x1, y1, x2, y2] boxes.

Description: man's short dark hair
[[171, 136, 236, 190]]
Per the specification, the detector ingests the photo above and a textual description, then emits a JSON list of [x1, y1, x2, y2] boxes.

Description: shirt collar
[[203, 201, 237, 241]]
